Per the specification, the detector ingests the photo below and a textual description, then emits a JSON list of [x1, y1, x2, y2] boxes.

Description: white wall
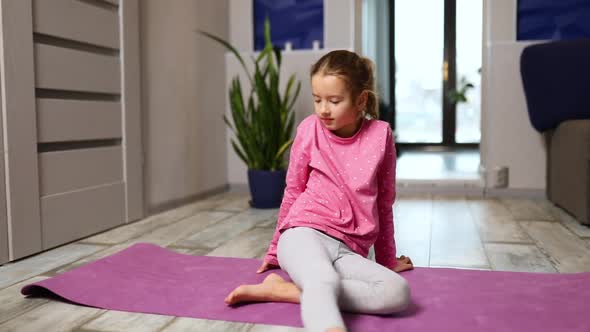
[[226, 0, 361, 185], [481, 0, 546, 190], [141, 0, 229, 211]]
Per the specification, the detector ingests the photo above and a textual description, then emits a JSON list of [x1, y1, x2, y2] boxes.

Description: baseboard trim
[[147, 184, 230, 215], [396, 182, 546, 199], [225, 183, 547, 201], [396, 185, 485, 197], [228, 183, 249, 192], [484, 188, 547, 199]]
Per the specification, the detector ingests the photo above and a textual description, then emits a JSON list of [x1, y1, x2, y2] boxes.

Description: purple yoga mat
[[21, 243, 590, 331]]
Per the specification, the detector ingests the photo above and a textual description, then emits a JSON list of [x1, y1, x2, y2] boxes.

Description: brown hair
[[310, 50, 379, 119]]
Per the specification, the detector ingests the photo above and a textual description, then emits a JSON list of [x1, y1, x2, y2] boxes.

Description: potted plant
[[200, 18, 301, 208], [448, 76, 475, 105], [448, 68, 481, 105]]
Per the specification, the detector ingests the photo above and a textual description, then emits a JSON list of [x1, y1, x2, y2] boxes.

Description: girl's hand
[[392, 255, 414, 273], [256, 261, 278, 273]]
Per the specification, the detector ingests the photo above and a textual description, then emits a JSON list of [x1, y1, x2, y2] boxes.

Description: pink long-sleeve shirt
[[263, 114, 398, 269]]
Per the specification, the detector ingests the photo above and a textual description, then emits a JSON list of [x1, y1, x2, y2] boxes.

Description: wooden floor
[[1, 191, 590, 332]]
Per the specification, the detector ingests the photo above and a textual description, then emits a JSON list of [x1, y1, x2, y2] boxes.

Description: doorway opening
[[363, 0, 483, 182]]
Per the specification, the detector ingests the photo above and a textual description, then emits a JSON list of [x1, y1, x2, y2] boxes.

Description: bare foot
[[326, 328, 346, 332], [224, 273, 301, 305]]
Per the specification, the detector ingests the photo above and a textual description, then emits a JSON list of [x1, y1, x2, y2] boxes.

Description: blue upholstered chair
[[520, 39, 590, 225]]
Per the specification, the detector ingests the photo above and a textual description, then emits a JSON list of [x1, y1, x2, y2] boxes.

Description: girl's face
[[311, 74, 366, 138]]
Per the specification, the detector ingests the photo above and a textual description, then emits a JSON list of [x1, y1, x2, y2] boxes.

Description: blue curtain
[[254, 0, 324, 50], [517, 0, 590, 40]]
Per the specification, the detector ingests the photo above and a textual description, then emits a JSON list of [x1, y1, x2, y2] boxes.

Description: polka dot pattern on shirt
[[263, 115, 398, 268]]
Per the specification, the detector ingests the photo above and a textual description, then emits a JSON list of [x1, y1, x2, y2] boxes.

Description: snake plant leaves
[[200, 16, 301, 171]]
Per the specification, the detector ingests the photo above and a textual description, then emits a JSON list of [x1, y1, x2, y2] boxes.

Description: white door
[[0, 0, 144, 261]]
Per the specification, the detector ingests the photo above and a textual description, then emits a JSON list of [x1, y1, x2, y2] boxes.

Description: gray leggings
[[277, 227, 411, 332]]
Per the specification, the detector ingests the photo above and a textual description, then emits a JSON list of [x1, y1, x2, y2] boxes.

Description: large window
[[392, 0, 482, 146]]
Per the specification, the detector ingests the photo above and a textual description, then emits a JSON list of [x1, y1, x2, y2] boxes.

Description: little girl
[[225, 50, 413, 332]]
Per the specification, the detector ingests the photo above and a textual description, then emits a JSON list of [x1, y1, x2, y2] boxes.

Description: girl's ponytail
[[359, 57, 379, 119]]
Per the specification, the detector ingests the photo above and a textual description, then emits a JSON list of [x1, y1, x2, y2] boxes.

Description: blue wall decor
[[517, 0, 590, 41], [254, 0, 324, 51]]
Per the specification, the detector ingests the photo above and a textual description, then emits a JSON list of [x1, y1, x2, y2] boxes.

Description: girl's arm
[[374, 128, 398, 269], [262, 126, 311, 266]]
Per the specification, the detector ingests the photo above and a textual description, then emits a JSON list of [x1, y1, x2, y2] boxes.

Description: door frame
[[0, 118, 7, 265]]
